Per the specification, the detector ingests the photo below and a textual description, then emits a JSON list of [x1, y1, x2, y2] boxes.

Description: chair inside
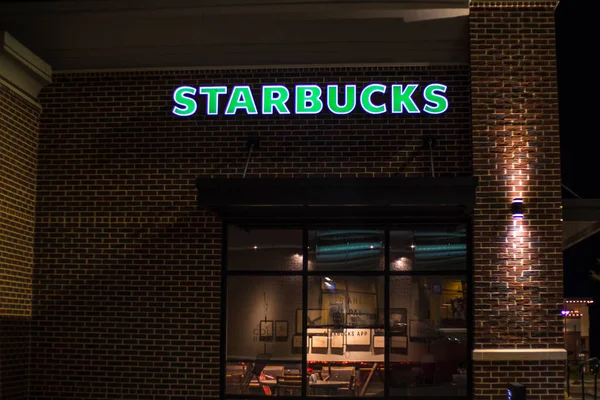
[[276, 375, 303, 396]]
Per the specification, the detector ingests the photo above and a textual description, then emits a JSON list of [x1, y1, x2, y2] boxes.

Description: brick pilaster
[[0, 81, 40, 399], [470, 1, 564, 399]]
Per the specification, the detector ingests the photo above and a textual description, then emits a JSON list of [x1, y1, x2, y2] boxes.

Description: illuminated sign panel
[[172, 83, 449, 117]]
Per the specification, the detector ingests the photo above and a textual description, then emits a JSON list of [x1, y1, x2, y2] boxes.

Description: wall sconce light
[[511, 198, 524, 219]]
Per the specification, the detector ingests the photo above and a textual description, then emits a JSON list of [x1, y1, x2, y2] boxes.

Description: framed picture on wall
[[391, 335, 408, 355], [345, 328, 371, 346], [330, 330, 344, 349], [312, 335, 328, 348], [275, 320, 288, 341], [291, 334, 303, 354], [259, 320, 273, 342], [346, 312, 377, 327], [373, 333, 385, 355], [390, 308, 408, 335]]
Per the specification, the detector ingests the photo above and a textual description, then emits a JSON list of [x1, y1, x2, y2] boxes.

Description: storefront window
[[308, 229, 384, 271], [307, 276, 385, 396], [388, 276, 467, 397], [390, 228, 467, 271], [226, 275, 302, 396], [228, 227, 303, 271], [224, 224, 469, 398]]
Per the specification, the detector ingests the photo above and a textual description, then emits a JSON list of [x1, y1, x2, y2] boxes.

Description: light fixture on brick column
[[511, 198, 524, 219]]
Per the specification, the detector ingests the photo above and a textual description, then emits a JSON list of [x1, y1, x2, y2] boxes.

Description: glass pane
[[308, 229, 384, 271], [227, 226, 303, 271], [226, 361, 303, 396], [306, 276, 385, 397], [226, 276, 302, 396], [388, 276, 468, 398], [390, 225, 467, 271]]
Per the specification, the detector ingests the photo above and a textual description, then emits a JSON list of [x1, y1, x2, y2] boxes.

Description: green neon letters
[[262, 86, 291, 114], [172, 86, 197, 117], [423, 83, 449, 115], [295, 85, 323, 114], [360, 84, 387, 114], [391, 84, 420, 114], [172, 83, 449, 117], [225, 86, 258, 115], [327, 85, 356, 114], [198, 86, 227, 115]]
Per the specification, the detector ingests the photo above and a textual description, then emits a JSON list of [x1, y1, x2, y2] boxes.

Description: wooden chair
[[329, 366, 356, 396], [337, 375, 356, 397], [262, 365, 285, 380], [225, 364, 246, 394], [276, 375, 303, 396], [240, 362, 267, 394]]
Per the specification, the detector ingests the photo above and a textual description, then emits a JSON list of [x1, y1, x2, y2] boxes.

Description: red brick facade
[[474, 361, 564, 398], [470, 1, 564, 399], [0, 82, 40, 399], [29, 66, 470, 399], [0, 2, 565, 398]]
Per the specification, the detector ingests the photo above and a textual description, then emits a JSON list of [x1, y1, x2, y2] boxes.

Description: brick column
[[0, 32, 51, 400], [470, 2, 565, 399]]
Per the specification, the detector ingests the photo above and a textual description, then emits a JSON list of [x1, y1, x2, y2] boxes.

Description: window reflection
[[308, 229, 384, 271], [390, 226, 467, 271], [224, 225, 468, 398], [306, 276, 385, 396], [389, 276, 467, 397], [226, 276, 302, 396]]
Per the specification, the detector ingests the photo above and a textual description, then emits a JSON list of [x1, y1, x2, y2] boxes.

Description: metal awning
[[196, 177, 478, 222]]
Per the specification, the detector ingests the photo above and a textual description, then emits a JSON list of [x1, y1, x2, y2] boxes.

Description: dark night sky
[[556, 0, 600, 356]]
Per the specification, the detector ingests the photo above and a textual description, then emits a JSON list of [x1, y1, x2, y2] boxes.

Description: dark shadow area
[[557, 0, 600, 360]]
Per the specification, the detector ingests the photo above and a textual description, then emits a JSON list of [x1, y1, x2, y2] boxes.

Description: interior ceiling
[[0, 0, 469, 70]]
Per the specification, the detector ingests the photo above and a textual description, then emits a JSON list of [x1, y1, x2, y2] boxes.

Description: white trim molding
[[0, 31, 52, 100], [473, 349, 567, 361]]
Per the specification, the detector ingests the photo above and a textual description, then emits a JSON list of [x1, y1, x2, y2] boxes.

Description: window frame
[[220, 220, 473, 399]]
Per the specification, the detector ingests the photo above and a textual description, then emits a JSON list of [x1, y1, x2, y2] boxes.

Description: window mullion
[[384, 226, 390, 398], [302, 226, 308, 397]]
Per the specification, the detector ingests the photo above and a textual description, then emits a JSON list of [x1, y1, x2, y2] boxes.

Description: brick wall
[[0, 81, 40, 398], [31, 66, 471, 399], [470, 2, 564, 399], [474, 361, 564, 398]]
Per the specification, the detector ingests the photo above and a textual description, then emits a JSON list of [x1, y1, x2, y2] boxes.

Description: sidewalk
[[567, 380, 600, 400]]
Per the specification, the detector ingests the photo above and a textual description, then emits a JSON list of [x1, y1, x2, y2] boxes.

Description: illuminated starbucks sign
[[172, 83, 448, 117]]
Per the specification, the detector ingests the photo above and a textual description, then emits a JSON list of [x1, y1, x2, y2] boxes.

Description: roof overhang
[[562, 199, 600, 250], [0, 0, 469, 70], [196, 177, 477, 222]]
